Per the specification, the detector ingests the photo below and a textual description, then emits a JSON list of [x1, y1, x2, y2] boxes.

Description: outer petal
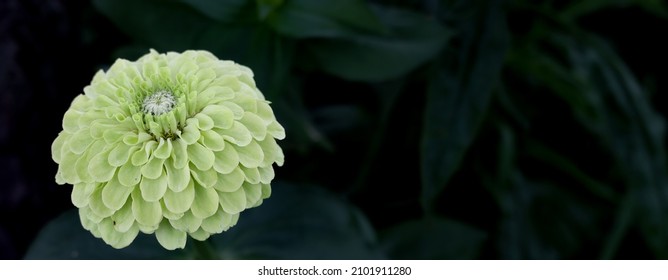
[[236, 140, 264, 168], [131, 189, 163, 227], [213, 145, 239, 174], [187, 142, 215, 171], [168, 210, 201, 233], [155, 220, 187, 250], [218, 186, 246, 214], [112, 200, 136, 232], [163, 179, 195, 214], [139, 174, 168, 202], [191, 183, 219, 219], [165, 158, 190, 192], [101, 176, 133, 210], [214, 167, 245, 193], [71, 183, 96, 208]]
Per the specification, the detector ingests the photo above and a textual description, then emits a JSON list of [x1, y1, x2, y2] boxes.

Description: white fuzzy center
[[142, 90, 176, 115]]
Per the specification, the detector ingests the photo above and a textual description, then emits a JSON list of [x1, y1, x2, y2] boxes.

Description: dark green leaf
[[381, 217, 486, 259], [421, 0, 508, 211], [93, 0, 212, 51], [267, 0, 386, 38], [560, 0, 668, 21], [210, 182, 384, 259], [239, 27, 295, 99], [25, 209, 191, 259], [257, 0, 286, 20], [493, 171, 604, 259], [524, 140, 618, 203], [271, 81, 333, 153], [508, 30, 668, 258], [194, 25, 256, 62], [174, 0, 251, 22], [307, 5, 451, 82]]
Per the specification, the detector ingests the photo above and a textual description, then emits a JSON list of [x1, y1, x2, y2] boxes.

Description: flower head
[[51, 50, 285, 250]]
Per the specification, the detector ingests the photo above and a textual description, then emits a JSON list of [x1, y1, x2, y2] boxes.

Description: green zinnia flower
[[51, 50, 285, 250]]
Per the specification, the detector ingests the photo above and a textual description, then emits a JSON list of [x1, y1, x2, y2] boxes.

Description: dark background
[[3, 0, 668, 259]]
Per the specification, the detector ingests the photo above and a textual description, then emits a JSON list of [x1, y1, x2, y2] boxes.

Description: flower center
[[142, 90, 176, 115]]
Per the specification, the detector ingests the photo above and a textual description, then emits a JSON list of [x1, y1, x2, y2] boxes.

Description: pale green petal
[[194, 113, 214, 131], [240, 166, 260, 184], [191, 166, 218, 188], [261, 183, 271, 199], [155, 220, 187, 250], [240, 112, 267, 140], [101, 176, 133, 210], [75, 153, 94, 183], [171, 138, 189, 169], [79, 207, 95, 231], [199, 85, 234, 102], [139, 174, 168, 202], [243, 182, 263, 207], [131, 189, 163, 227], [258, 165, 275, 184], [256, 101, 276, 124], [213, 145, 239, 174], [76, 141, 106, 183], [187, 142, 215, 171], [165, 158, 190, 192], [193, 69, 217, 102], [99, 218, 140, 249], [214, 167, 245, 192], [153, 138, 173, 159], [88, 149, 117, 182], [161, 200, 185, 220], [200, 130, 225, 151], [219, 186, 246, 214], [141, 156, 165, 179], [163, 179, 195, 213], [131, 140, 157, 166], [258, 137, 284, 166], [60, 150, 81, 183], [122, 131, 152, 145], [201, 208, 232, 234], [118, 163, 142, 187], [108, 142, 137, 167], [218, 121, 251, 146], [202, 104, 234, 129], [111, 200, 135, 232], [51, 132, 69, 163], [55, 171, 65, 185], [267, 120, 286, 140], [137, 223, 159, 234], [85, 206, 104, 223], [131, 146, 149, 166], [168, 210, 201, 233], [62, 109, 82, 133], [68, 129, 94, 154], [71, 183, 96, 208], [181, 118, 201, 145], [236, 140, 264, 168], [191, 183, 219, 218], [89, 185, 114, 218], [189, 228, 211, 241], [231, 92, 257, 113], [221, 101, 244, 119], [103, 128, 126, 144], [89, 121, 114, 139], [229, 212, 240, 228]]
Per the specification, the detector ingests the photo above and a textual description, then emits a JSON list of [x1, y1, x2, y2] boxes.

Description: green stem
[[599, 194, 634, 259], [192, 239, 218, 259]]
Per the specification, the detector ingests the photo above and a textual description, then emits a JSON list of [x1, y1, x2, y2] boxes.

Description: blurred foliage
[[12, 0, 668, 259]]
